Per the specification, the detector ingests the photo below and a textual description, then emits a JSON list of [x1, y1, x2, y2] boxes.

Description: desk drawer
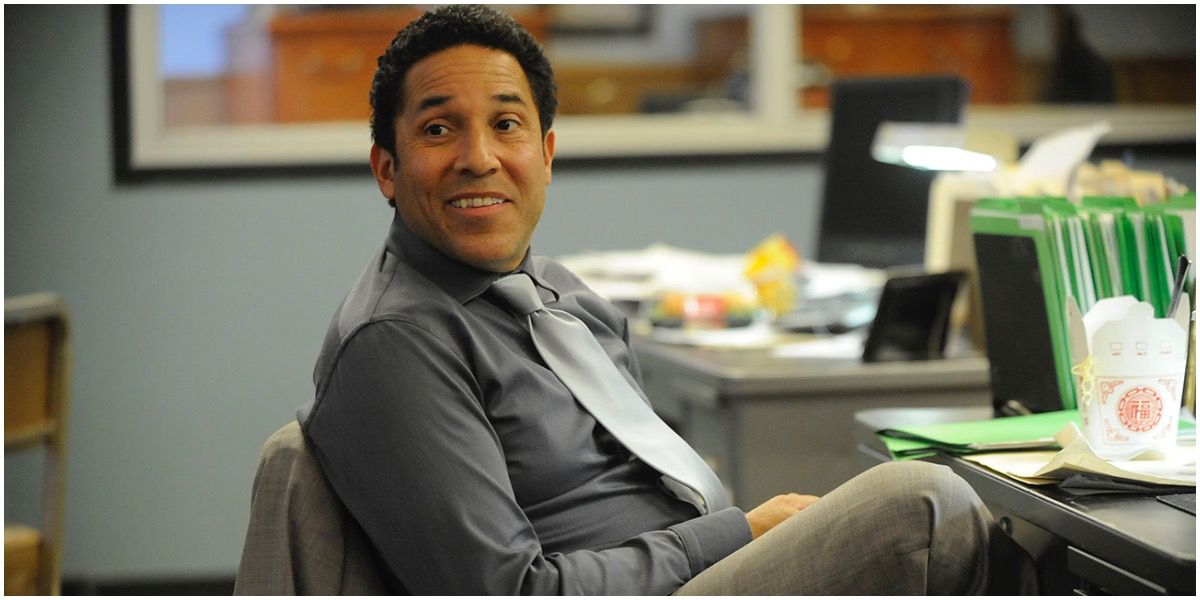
[[1067, 546, 1172, 595]]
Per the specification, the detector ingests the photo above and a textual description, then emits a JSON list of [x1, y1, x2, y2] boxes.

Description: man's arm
[[304, 320, 749, 594]]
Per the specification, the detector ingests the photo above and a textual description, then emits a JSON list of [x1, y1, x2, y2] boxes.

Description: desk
[[632, 336, 991, 504], [853, 410, 1195, 595], [930, 454, 1195, 595]]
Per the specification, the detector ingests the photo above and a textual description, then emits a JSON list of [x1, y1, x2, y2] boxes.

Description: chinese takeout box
[[1068, 295, 1190, 460]]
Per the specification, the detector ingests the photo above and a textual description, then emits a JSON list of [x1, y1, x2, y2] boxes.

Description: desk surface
[[632, 336, 989, 398], [930, 453, 1196, 595]]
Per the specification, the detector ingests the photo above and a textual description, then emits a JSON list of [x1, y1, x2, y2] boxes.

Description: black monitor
[[862, 271, 966, 363], [816, 76, 968, 269]]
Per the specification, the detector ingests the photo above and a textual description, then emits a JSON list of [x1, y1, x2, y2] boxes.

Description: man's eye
[[424, 124, 448, 137], [496, 119, 519, 132]]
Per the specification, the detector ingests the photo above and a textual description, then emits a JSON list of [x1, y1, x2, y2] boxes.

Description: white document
[[1014, 121, 1111, 195], [769, 330, 866, 359], [965, 421, 1195, 487]]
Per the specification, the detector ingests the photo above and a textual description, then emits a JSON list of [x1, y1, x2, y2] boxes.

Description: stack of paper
[[965, 421, 1195, 487], [556, 244, 755, 303], [877, 410, 1196, 489]]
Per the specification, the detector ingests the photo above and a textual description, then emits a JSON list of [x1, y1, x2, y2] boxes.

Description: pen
[[1167, 255, 1191, 319]]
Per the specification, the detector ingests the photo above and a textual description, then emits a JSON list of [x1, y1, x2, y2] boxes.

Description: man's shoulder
[[303, 245, 479, 425], [312, 247, 467, 386], [333, 248, 455, 336]]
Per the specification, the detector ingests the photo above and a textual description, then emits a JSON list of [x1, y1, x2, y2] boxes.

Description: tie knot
[[491, 273, 544, 316]]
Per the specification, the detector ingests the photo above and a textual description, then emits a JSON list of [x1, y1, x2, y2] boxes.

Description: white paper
[[557, 244, 758, 302], [1015, 121, 1111, 194], [770, 330, 866, 359], [965, 422, 1195, 487], [798, 263, 887, 300], [1037, 422, 1195, 486], [649, 319, 778, 349]]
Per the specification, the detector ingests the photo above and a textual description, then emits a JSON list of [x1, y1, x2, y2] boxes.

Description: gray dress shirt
[[299, 214, 751, 595]]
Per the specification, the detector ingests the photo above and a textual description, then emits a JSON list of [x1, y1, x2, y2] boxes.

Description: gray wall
[[4, 6, 819, 579], [3, 5, 1193, 581]]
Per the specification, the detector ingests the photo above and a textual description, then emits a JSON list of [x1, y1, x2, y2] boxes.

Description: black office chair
[[816, 76, 968, 269]]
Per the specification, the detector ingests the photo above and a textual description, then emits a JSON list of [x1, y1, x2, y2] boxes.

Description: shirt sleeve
[[303, 319, 751, 595]]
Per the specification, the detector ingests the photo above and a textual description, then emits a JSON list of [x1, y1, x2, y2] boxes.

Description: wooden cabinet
[[269, 7, 549, 122], [801, 6, 1016, 106], [697, 6, 1017, 108], [554, 64, 714, 115]]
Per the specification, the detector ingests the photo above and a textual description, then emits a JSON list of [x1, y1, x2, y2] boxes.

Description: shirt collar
[[385, 212, 558, 304]]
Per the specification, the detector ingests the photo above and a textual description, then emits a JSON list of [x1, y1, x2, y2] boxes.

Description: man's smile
[[448, 196, 509, 209]]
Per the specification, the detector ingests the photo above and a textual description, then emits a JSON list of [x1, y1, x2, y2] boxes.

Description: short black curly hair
[[370, 4, 558, 157]]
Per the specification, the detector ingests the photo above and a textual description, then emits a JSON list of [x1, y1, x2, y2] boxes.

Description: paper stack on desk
[[964, 421, 1195, 488], [877, 410, 1195, 489]]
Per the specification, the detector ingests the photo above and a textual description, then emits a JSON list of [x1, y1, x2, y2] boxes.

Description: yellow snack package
[[744, 234, 802, 316]]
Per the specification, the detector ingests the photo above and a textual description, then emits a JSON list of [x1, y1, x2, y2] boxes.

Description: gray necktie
[[491, 273, 729, 514]]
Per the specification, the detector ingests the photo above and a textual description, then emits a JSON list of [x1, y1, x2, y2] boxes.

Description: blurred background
[[4, 4, 1195, 593]]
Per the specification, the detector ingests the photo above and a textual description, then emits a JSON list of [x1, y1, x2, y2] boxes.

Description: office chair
[[234, 420, 391, 595], [5, 293, 70, 596], [816, 76, 968, 269]]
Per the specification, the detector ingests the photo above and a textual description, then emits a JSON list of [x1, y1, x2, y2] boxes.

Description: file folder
[[971, 195, 1195, 414], [877, 409, 1076, 458], [971, 198, 1076, 413], [877, 409, 1196, 460]]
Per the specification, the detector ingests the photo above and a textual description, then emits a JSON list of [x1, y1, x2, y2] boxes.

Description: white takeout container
[[1068, 295, 1189, 460]]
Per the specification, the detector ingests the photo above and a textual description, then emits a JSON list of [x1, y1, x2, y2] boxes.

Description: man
[[300, 5, 1027, 595]]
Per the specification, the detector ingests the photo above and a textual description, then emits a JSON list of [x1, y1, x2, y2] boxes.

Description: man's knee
[[858, 460, 970, 494], [849, 462, 993, 594], [852, 461, 986, 521]]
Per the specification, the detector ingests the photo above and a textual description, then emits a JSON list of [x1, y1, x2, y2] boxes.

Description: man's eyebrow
[[415, 95, 451, 113], [413, 92, 527, 115], [494, 93, 526, 105]]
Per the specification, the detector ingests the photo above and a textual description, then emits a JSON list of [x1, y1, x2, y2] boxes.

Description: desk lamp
[[871, 122, 1017, 354], [871, 122, 1016, 173]]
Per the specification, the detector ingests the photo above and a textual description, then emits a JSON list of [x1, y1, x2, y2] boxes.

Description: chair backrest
[[5, 293, 70, 596], [816, 75, 968, 269], [234, 420, 391, 595]]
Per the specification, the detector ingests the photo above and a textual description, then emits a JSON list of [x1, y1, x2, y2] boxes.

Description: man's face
[[370, 44, 555, 273]]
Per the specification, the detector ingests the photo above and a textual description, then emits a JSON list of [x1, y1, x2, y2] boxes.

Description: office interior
[[4, 4, 1196, 594]]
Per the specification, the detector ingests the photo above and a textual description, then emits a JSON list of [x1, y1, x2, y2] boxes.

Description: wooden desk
[[632, 337, 991, 504]]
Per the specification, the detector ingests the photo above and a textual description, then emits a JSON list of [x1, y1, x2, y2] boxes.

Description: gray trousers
[[676, 461, 1037, 595]]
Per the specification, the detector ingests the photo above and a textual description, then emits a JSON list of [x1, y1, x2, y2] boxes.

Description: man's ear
[[542, 129, 555, 184], [369, 143, 397, 201]]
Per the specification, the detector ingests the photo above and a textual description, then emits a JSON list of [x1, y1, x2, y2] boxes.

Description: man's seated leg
[[675, 461, 1033, 595]]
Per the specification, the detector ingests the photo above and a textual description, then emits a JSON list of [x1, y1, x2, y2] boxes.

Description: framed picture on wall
[[109, 4, 1193, 181], [549, 5, 653, 36]]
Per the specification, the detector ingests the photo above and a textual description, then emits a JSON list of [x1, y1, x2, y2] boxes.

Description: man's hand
[[746, 493, 821, 539]]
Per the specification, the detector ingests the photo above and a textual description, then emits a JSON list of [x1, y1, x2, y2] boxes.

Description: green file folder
[[877, 410, 1196, 460], [971, 195, 1195, 414], [878, 410, 1077, 459]]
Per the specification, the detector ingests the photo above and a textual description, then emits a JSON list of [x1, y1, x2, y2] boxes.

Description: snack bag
[[744, 234, 801, 317]]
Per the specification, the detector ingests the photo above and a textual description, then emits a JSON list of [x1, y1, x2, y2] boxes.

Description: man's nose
[[455, 128, 501, 176]]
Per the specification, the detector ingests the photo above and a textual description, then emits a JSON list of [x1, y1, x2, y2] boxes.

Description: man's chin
[[448, 243, 526, 273]]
